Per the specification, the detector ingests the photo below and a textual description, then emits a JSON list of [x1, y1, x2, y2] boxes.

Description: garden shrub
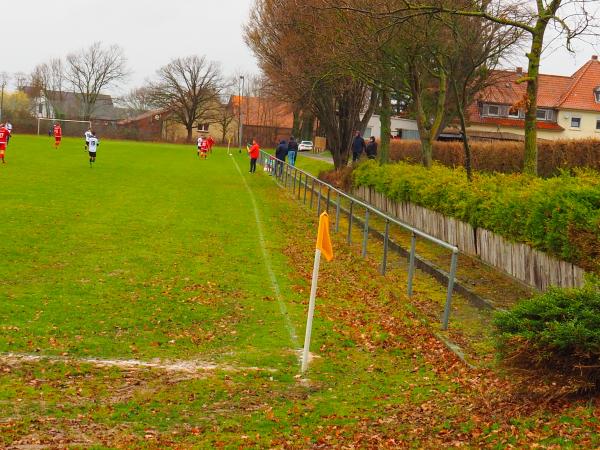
[[389, 139, 600, 177], [351, 161, 600, 272], [494, 282, 600, 390]]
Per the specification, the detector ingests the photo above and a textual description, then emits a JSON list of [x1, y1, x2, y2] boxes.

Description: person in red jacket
[[247, 138, 260, 173], [53, 123, 62, 149]]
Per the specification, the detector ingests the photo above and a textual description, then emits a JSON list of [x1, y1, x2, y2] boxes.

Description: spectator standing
[[275, 139, 287, 176], [351, 131, 366, 163], [247, 138, 260, 173], [287, 136, 299, 167], [366, 136, 378, 160]]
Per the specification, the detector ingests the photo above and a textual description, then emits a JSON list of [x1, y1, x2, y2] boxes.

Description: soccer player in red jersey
[[200, 137, 209, 159], [0, 123, 9, 163], [53, 123, 62, 149], [206, 135, 215, 153]]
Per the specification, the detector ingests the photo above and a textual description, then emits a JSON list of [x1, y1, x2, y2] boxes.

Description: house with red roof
[[468, 55, 600, 140]]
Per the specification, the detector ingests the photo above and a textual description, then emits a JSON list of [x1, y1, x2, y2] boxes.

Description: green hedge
[[494, 282, 600, 389], [352, 161, 600, 272]]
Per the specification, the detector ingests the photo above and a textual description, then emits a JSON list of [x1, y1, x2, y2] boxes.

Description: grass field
[[1, 135, 599, 448]]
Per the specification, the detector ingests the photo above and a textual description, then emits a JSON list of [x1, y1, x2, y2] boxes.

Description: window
[[197, 123, 209, 132], [596, 119, 600, 131], [537, 109, 550, 121], [487, 105, 500, 116], [508, 108, 521, 118], [571, 117, 581, 128], [594, 87, 600, 103]]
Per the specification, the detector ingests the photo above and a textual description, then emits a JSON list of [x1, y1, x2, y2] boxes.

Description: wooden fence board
[[354, 187, 586, 291]]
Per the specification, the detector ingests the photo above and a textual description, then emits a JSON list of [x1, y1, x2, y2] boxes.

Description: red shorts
[[0, 143, 6, 151], [55, 136, 62, 143]]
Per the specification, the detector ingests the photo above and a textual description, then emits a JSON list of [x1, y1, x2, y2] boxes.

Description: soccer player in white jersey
[[84, 128, 93, 151], [197, 135, 204, 158], [88, 131, 99, 167], [5, 120, 12, 145]]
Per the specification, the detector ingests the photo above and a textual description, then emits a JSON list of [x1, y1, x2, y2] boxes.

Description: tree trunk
[[523, 26, 545, 176], [221, 126, 227, 145], [358, 90, 379, 135], [421, 135, 433, 168], [452, 79, 473, 181], [292, 108, 301, 137], [186, 125, 193, 143], [379, 88, 391, 164], [300, 112, 315, 141]]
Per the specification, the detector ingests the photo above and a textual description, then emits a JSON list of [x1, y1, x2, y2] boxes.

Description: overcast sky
[[4, 0, 600, 95], [6, 0, 258, 94]]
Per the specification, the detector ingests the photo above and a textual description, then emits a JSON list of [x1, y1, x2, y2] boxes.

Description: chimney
[[592, 55, 599, 61], [516, 67, 523, 74]]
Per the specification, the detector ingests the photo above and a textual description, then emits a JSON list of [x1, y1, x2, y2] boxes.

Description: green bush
[[352, 161, 600, 272], [494, 283, 600, 389], [388, 139, 600, 177]]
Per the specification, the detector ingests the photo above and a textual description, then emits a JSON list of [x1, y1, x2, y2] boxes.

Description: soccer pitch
[[0, 136, 304, 367], [1, 136, 598, 448]]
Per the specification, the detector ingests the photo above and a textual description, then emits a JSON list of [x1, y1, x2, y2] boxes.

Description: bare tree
[[214, 103, 237, 144], [246, 0, 376, 169], [65, 42, 128, 120], [116, 87, 156, 117], [13, 72, 27, 91], [30, 58, 67, 117], [331, 0, 599, 175], [149, 56, 223, 143]]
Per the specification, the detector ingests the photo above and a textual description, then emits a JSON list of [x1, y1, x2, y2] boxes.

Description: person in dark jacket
[[287, 136, 299, 167], [366, 136, 378, 159], [351, 131, 366, 163], [275, 139, 288, 177]]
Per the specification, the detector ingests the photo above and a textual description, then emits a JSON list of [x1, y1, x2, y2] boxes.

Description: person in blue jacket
[[351, 131, 366, 163], [275, 139, 288, 176]]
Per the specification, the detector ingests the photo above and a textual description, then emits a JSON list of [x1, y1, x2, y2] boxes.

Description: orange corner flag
[[316, 212, 334, 262]]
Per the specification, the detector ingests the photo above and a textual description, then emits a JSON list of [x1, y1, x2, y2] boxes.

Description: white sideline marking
[[0, 353, 276, 373], [231, 156, 300, 349]]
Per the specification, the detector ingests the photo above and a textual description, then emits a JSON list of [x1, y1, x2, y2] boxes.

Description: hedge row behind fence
[[390, 140, 600, 177], [352, 161, 600, 273]]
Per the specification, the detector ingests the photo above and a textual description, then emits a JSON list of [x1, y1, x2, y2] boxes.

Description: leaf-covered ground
[[0, 136, 598, 448]]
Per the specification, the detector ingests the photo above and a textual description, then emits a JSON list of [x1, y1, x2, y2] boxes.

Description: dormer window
[[594, 87, 600, 103]]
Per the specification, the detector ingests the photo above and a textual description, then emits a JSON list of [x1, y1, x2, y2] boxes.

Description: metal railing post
[[381, 219, 390, 275], [442, 250, 459, 330], [303, 176, 308, 204], [347, 201, 354, 244], [335, 194, 341, 233], [317, 183, 322, 216], [293, 169, 297, 192], [361, 209, 370, 258], [310, 178, 315, 209], [407, 232, 417, 297], [326, 187, 331, 214]]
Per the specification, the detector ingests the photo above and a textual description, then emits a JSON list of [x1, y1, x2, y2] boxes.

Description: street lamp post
[[238, 75, 245, 153], [0, 73, 9, 123]]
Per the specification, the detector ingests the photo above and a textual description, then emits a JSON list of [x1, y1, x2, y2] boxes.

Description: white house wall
[[363, 114, 419, 139]]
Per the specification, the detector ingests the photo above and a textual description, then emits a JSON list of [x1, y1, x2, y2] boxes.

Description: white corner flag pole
[[301, 248, 322, 373], [227, 137, 232, 155]]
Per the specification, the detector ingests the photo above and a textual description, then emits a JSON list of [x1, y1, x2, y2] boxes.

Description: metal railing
[[258, 151, 460, 330]]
